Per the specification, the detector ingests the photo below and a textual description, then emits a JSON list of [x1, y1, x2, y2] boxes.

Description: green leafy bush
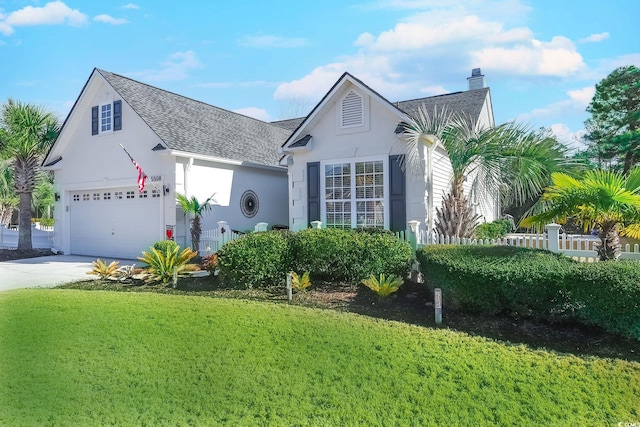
[[567, 262, 640, 338], [475, 219, 512, 240], [290, 228, 413, 282], [416, 245, 640, 339], [154, 239, 179, 253], [216, 228, 412, 288], [216, 231, 293, 289], [31, 218, 55, 226]]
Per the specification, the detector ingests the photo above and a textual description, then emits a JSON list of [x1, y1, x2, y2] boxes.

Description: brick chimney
[[467, 68, 486, 90]]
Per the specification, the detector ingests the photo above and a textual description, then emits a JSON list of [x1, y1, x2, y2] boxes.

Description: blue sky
[[1, 0, 639, 151]]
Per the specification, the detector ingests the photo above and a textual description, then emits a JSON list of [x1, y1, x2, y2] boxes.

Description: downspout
[[183, 157, 194, 248]]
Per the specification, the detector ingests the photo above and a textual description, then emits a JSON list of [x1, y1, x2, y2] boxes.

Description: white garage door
[[70, 187, 162, 259]]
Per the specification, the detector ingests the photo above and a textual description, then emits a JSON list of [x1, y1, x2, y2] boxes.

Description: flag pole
[[119, 143, 160, 192]]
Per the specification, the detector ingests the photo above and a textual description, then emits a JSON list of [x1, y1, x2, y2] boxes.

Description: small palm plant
[[87, 259, 120, 280], [176, 193, 216, 252], [138, 245, 198, 287], [290, 271, 311, 292], [361, 273, 404, 300]]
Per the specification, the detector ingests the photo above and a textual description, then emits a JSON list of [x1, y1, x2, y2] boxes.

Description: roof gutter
[[169, 150, 286, 173]]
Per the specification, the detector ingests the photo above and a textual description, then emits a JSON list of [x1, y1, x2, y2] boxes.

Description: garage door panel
[[70, 188, 162, 259]]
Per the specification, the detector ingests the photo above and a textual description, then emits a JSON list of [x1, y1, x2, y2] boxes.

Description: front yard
[[1, 286, 638, 425]]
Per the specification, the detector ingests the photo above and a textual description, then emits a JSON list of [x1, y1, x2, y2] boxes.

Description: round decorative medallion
[[240, 190, 259, 218]]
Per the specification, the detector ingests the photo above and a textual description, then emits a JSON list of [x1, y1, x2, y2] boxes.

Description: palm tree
[[401, 106, 572, 238], [520, 168, 640, 260], [0, 100, 59, 249], [176, 193, 216, 252], [0, 159, 18, 225]]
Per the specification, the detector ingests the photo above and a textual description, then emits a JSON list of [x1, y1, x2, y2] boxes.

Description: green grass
[[1, 289, 639, 426]]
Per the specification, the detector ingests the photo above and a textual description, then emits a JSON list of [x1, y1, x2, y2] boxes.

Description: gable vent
[[341, 90, 364, 128]]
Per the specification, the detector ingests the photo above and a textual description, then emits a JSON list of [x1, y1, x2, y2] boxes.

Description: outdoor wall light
[[163, 185, 170, 195]]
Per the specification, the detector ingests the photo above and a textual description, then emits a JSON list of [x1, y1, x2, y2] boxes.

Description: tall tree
[[585, 65, 640, 173], [0, 100, 59, 249], [520, 168, 640, 260], [176, 193, 216, 253], [401, 107, 572, 237], [0, 159, 18, 225]]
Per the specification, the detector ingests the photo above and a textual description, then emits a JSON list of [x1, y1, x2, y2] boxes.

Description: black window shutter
[[307, 162, 321, 226], [389, 155, 406, 232], [113, 100, 122, 131], [91, 106, 98, 135]]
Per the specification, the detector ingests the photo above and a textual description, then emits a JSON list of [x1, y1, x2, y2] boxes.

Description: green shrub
[[216, 231, 293, 289], [417, 245, 573, 317], [567, 261, 640, 338], [416, 245, 640, 340], [31, 218, 55, 226], [153, 239, 179, 254], [475, 219, 512, 240], [291, 228, 412, 282]]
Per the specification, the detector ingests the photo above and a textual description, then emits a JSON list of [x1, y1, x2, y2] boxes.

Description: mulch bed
[[0, 248, 57, 262]]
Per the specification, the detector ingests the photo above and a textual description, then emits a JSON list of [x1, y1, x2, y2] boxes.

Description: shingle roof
[[271, 117, 305, 131], [395, 88, 490, 123], [97, 69, 292, 166]]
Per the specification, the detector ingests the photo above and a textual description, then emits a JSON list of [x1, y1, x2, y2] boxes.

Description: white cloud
[[232, 107, 272, 122], [516, 86, 595, 123], [4, 1, 87, 27], [275, 1, 588, 103], [579, 32, 609, 43], [0, 22, 12, 36], [472, 36, 585, 77], [121, 3, 140, 9], [94, 14, 128, 25], [238, 34, 308, 48], [549, 123, 587, 152], [132, 51, 201, 82]]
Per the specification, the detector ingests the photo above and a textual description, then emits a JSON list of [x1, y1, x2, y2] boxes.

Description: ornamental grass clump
[[361, 273, 404, 299], [138, 245, 198, 287], [87, 259, 120, 280], [290, 271, 311, 292]]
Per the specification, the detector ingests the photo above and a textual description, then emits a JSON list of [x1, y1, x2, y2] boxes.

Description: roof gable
[[97, 70, 292, 166], [281, 72, 492, 150]]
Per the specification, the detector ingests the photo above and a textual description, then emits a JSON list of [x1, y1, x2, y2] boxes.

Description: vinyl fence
[[0, 223, 55, 250]]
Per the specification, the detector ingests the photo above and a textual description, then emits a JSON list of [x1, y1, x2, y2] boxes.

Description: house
[[279, 69, 498, 233], [42, 68, 292, 259]]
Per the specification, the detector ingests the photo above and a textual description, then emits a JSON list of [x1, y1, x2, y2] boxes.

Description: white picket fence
[[198, 221, 271, 255], [0, 224, 55, 249], [412, 222, 640, 262]]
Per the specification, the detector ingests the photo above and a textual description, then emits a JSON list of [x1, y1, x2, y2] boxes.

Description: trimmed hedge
[[216, 231, 293, 289], [474, 219, 511, 240], [291, 228, 413, 282], [416, 245, 640, 340], [216, 228, 413, 288]]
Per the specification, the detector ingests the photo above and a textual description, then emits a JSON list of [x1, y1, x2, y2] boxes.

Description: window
[[103, 192, 111, 200], [126, 191, 135, 199], [93, 193, 101, 201], [83, 193, 90, 201], [114, 191, 123, 199], [152, 189, 160, 198], [100, 104, 112, 133], [73, 194, 80, 202], [323, 159, 385, 229], [139, 190, 148, 198], [92, 100, 121, 135]]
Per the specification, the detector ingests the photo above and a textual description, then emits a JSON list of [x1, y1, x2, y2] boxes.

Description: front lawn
[[1, 289, 638, 425]]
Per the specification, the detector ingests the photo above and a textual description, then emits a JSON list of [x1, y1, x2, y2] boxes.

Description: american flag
[[120, 144, 147, 192], [132, 159, 146, 192]]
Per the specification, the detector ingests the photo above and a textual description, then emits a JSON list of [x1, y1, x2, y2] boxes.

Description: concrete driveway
[[0, 255, 136, 291]]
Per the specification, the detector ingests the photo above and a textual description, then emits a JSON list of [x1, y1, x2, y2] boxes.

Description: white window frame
[[320, 156, 389, 229], [100, 103, 113, 134]]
